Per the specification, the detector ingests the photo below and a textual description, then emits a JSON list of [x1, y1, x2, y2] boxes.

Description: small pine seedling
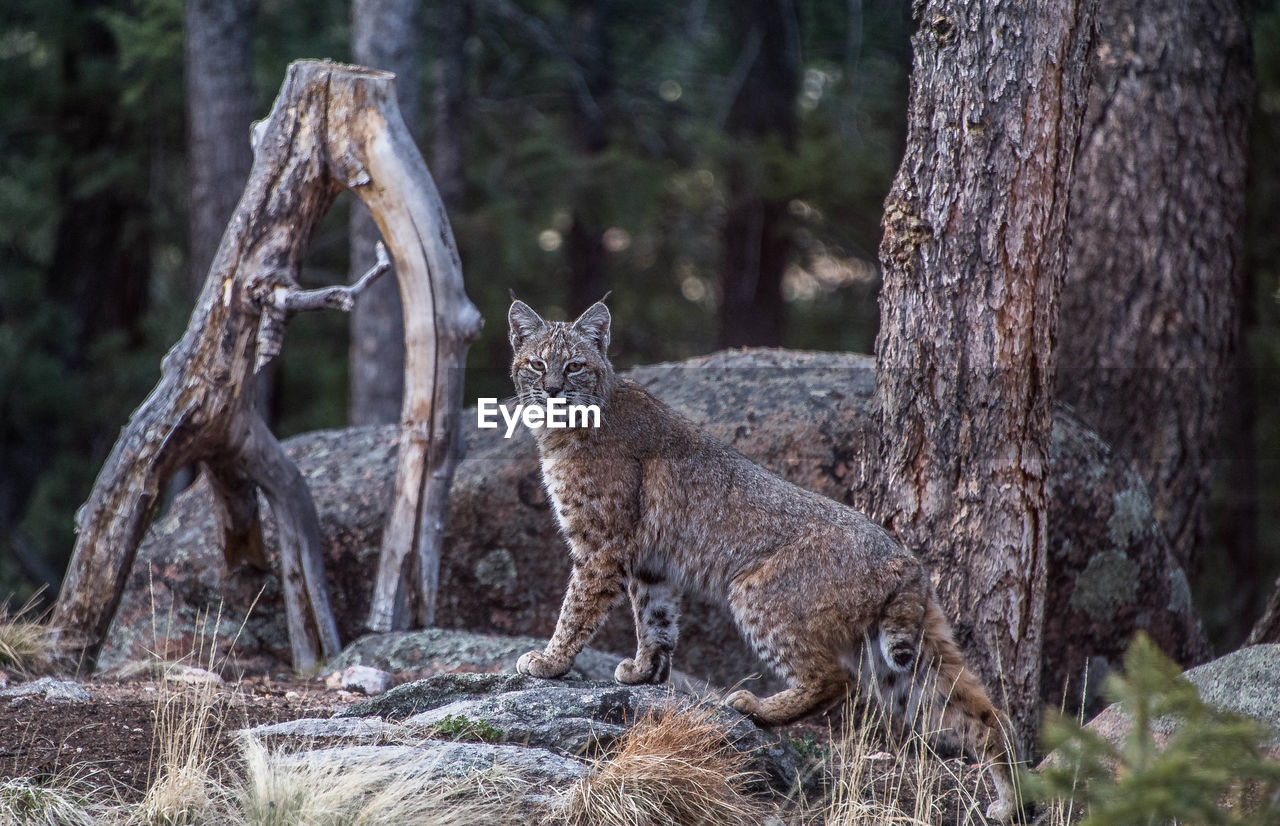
[[1028, 633, 1280, 826]]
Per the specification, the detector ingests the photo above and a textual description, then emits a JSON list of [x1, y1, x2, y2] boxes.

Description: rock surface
[[1082, 644, 1280, 754], [0, 677, 92, 704], [270, 742, 589, 785], [335, 664, 393, 696], [100, 349, 1208, 713], [327, 628, 710, 696], [242, 672, 810, 797]]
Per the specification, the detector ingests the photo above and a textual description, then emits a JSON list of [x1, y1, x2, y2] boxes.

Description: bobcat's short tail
[[918, 598, 1014, 761], [866, 591, 1018, 820], [915, 595, 1017, 819]]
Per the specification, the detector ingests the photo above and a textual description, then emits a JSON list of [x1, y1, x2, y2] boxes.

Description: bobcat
[[509, 299, 1017, 820]]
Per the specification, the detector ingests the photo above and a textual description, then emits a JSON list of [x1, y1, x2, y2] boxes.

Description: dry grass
[[0, 594, 57, 675], [0, 774, 106, 826], [812, 712, 982, 825], [236, 735, 525, 826], [557, 703, 766, 826], [131, 597, 247, 826], [133, 653, 236, 824], [789, 689, 1025, 826]]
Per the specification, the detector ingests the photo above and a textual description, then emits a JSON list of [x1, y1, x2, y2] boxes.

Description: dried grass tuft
[[558, 703, 765, 826], [133, 600, 242, 826], [0, 776, 103, 826], [0, 594, 57, 675], [236, 735, 525, 826], [134, 658, 235, 824], [795, 692, 1021, 826]]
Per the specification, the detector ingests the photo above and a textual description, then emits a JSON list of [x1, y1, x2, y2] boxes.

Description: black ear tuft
[[572, 302, 611, 354], [508, 300, 547, 351]]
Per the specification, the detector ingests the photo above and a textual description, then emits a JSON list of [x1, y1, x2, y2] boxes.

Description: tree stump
[[52, 60, 482, 673]]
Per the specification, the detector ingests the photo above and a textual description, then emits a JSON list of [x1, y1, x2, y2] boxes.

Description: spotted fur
[[508, 300, 1017, 820]]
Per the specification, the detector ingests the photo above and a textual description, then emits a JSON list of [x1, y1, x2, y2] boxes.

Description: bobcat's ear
[[572, 302, 611, 354], [508, 300, 547, 351]]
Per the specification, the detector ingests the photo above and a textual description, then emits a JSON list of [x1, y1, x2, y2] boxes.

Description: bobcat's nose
[[545, 385, 563, 398]]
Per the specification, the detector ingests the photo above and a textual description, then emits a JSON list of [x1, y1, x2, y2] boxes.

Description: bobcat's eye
[[527, 358, 546, 374], [565, 360, 585, 374]]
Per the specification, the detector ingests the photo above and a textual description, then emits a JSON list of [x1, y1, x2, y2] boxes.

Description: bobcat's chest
[[539, 451, 588, 534]]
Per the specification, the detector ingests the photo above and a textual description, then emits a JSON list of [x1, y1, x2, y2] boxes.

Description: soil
[[0, 674, 357, 803]]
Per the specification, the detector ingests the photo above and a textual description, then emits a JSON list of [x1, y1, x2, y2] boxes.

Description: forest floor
[[0, 675, 353, 803]]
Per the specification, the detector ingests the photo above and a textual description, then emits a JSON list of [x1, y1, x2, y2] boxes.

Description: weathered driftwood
[[52, 60, 481, 672]]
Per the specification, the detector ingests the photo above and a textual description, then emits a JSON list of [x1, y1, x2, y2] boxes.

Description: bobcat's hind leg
[[615, 571, 681, 684], [724, 659, 848, 725], [723, 558, 850, 725], [932, 690, 1018, 821], [886, 598, 1019, 821]]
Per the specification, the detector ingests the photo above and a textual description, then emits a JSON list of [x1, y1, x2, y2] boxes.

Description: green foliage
[[426, 714, 505, 744], [1029, 634, 1280, 825], [784, 730, 828, 763]]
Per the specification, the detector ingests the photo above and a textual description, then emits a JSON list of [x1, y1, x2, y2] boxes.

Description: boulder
[[1082, 644, 1280, 754], [242, 739, 589, 808], [334, 673, 809, 796], [241, 673, 809, 798], [267, 742, 588, 787], [334, 664, 394, 696], [100, 349, 1207, 712], [326, 628, 710, 695]]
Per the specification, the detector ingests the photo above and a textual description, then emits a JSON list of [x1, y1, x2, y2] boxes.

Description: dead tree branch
[[52, 61, 481, 672]]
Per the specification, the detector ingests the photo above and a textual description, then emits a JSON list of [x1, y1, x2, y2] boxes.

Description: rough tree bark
[[715, 0, 800, 348], [348, 0, 420, 427], [874, 0, 1096, 756], [1055, 0, 1253, 574], [52, 61, 482, 671], [185, 0, 257, 294]]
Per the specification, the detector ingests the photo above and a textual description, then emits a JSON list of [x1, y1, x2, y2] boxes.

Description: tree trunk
[[431, 0, 471, 211], [52, 61, 482, 671], [715, 0, 800, 349], [1055, 0, 1253, 574], [564, 0, 612, 317], [874, 0, 1096, 756], [185, 0, 257, 294], [348, 0, 420, 427]]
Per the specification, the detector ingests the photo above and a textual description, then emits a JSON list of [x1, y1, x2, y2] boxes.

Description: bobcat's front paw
[[614, 654, 670, 685], [516, 650, 571, 679]]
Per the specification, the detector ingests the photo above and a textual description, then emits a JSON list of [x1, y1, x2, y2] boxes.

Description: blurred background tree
[[2, 0, 1279, 660]]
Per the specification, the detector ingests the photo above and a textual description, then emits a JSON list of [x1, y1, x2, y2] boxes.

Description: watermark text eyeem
[[477, 397, 601, 438]]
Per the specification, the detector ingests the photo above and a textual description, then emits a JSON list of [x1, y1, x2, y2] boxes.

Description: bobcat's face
[[508, 300, 614, 409]]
